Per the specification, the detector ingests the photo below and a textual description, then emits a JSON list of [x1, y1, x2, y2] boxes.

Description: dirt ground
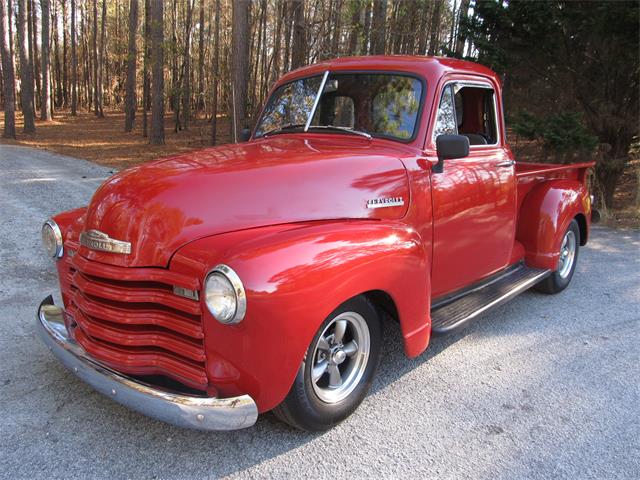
[[0, 109, 232, 169], [1, 109, 638, 228]]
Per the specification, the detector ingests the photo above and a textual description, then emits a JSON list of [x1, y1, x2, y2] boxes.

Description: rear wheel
[[272, 296, 382, 431], [535, 219, 580, 294]]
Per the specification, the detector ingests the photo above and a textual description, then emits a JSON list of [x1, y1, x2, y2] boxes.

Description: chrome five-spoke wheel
[[557, 229, 577, 279], [535, 219, 581, 294], [310, 311, 370, 403], [273, 296, 382, 431]]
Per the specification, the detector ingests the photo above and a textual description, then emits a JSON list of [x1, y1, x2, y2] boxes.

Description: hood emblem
[[80, 230, 132, 254], [366, 197, 405, 209]]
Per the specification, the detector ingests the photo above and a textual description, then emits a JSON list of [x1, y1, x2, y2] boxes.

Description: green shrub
[[512, 110, 598, 157]]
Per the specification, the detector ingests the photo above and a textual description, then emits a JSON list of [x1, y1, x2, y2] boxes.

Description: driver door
[[430, 80, 517, 298]]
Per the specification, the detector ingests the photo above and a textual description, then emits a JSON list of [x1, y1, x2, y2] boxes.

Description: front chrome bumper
[[36, 295, 258, 431]]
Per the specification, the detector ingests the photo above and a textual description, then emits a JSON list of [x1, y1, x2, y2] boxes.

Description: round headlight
[[42, 220, 63, 258], [204, 265, 246, 324]]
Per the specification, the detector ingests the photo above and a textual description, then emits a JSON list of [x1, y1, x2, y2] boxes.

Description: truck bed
[[516, 161, 595, 211]]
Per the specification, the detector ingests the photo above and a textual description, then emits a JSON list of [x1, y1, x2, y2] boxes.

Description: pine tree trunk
[[40, 0, 52, 120], [170, 1, 179, 131], [98, 0, 106, 115], [370, 0, 386, 55], [428, 0, 442, 56], [142, 0, 149, 136], [31, 0, 41, 110], [347, 0, 360, 55], [182, 0, 194, 130], [283, 1, 292, 72], [362, 0, 372, 55], [290, 0, 305, 69], [268, 1, 283, 86], [231, 0, 249, 142], [197, 0, 204, 112], [454, 0, 470, 57], [0, 0, 16, 138], [92, 0, 99, 115], [17, 0, 36, 133], [70, 0, 77, 115], [124, 0, 138, 131], [149, 0, 164, 145], [62, 0, 68, 106], [53, 0, 63, 108], [210, 0, 220, 145]]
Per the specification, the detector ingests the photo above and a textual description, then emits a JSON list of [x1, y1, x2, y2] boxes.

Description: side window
[[433, 85, 457, 140], [454, 85, 498, 146]]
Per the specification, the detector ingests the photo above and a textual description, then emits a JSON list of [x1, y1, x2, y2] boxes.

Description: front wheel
[[535, 219, 580, 294], [272, 296, 382, 431]]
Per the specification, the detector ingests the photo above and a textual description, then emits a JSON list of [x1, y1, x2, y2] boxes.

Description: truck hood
[[80, 135, 411, 267]]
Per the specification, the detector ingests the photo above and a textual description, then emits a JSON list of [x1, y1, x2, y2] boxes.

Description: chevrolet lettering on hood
[[79, 229, 131, 254], [366, 197, 405, 209]]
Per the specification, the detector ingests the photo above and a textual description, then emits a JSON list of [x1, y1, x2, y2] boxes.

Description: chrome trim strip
[[496, 160, 515, 167], [36, 296, 258, 431], [80, 229, 132, 255], [304, 70, 329, 132]]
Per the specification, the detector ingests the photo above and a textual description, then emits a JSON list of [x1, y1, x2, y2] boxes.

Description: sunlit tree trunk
[[149, 0, 164, 145], [70, 0, 77, 115], [231, 0, 249, 142], [125, 0, 138, 131], [290, 0, 305, 69], [17, 0, 36, 133], [0, 0, 16, 138], [40, 0, 52, 120], [370, 0, 386, 55], [210, 0, 220, 145]]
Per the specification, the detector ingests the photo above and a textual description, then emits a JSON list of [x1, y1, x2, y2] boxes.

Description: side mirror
[[434, 134, 470, 173], [239, 128, 252, 142]]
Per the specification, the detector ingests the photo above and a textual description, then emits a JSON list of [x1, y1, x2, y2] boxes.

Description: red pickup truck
[[38, 56, 594, 432]]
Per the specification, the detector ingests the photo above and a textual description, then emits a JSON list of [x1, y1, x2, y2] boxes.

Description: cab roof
[[277, 55, 501, 87]]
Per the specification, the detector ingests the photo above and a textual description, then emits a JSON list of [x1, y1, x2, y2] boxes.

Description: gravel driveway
[[1, 144, 638, 479]]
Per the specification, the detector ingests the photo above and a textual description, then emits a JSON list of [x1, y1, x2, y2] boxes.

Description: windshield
[[254, 72, 423, 141]]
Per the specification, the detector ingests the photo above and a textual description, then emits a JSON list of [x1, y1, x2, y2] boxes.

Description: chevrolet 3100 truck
[[38, 56, 594, 432]]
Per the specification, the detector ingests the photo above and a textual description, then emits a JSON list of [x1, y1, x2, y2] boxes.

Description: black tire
[[272, 295, 382, 431], [535, 219, 580, 294]]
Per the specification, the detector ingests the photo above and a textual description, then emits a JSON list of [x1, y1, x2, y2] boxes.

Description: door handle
[[496, 160, 515, 167]]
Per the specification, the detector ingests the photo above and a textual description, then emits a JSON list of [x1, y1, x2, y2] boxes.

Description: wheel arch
[[171, 220, 432, 412], [516, 179, 591, 270]]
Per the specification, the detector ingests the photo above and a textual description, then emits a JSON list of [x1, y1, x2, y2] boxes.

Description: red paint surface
[[50, 57, 594, 412]]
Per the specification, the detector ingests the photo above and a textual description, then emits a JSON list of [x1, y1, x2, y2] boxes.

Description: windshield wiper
[[307, 125, 372, 140], [261, 123, 306, 137]]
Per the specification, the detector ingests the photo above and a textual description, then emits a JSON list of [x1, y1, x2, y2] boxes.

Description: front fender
[[170, 220, 430, 412], [516, 179, 591, 270]]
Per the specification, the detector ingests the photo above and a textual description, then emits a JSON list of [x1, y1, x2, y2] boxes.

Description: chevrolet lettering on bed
[[36, 56, 595, 432]]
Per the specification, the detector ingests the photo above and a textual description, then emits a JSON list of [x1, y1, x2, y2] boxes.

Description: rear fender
[[171, 221, 431, 412], [516, 179, 591, 271]]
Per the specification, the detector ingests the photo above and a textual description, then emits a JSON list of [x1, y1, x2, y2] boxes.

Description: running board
[[430, 265, 550, 335]]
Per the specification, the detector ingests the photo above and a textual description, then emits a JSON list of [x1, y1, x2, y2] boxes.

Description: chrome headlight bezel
[[42, 219, 64, 259], [204, 264, 247, 325]]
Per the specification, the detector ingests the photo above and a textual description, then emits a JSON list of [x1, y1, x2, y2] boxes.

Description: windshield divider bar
[[304, 70, 329, 132]]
